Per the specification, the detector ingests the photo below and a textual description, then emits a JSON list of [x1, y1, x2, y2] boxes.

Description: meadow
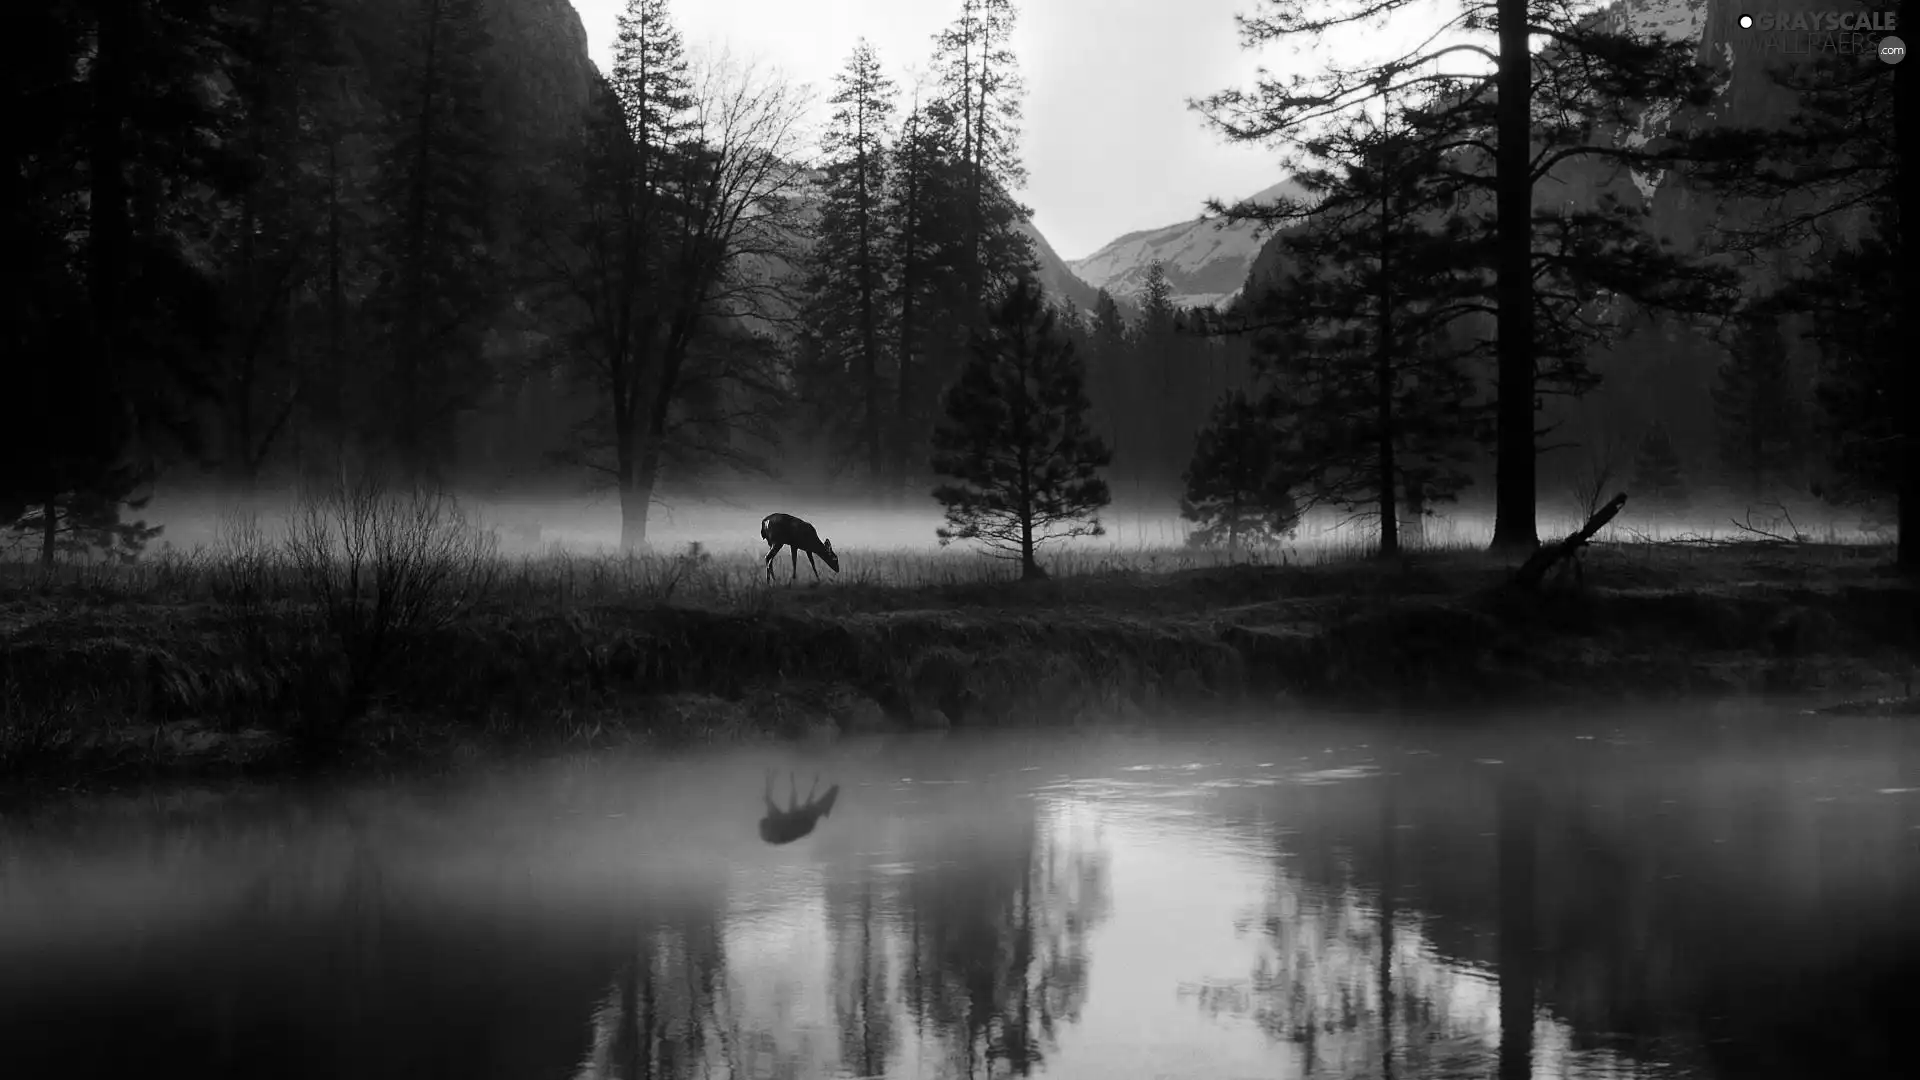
[[3, 482, 1915, 792]]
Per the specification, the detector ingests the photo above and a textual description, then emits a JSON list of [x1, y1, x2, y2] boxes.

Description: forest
[[0, 0, 1910, 570]]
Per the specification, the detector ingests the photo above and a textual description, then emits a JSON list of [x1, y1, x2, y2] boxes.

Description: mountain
[[1020, 219, 1114, 318], [1068, 178, 1315, 311]]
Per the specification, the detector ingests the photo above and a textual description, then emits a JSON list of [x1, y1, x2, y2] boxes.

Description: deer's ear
[[824, 539, 834, 550]]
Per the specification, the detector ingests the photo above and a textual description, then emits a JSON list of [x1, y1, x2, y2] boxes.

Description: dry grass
[[1, 486, 1913, 789]]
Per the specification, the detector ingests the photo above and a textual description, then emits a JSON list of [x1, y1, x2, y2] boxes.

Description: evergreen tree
[[884, 91, 969, 498], [1797, 227, 1900, 514], [366, 0, 502, 481], [213, 0, 348, 489], [1247, 92, 1484, 556], [2, 0, 239, 561], [1631, 421, 1687, 517], [1712, 310, 1805, 500], [930, 0, 1035, 307], [1193, 0, 1729, 550], [930, 275, 1112, 579], [1683, 32, 1911, 565], [1083, 288, 1130, 447], [1180, 389, 1302, 552], [798, 40, 898, 489]]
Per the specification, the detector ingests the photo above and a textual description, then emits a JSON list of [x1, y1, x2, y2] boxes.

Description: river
[[2, 707, 1916, 1079]]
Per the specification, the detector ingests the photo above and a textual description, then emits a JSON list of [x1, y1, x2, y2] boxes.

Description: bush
[[281, 473, 498, 731]]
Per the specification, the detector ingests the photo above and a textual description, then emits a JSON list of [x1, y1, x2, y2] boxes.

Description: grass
[[3, 487, 1917, 794]]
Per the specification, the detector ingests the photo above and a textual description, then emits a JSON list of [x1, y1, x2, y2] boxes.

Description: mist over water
[[2, 709, 1916, 1079]]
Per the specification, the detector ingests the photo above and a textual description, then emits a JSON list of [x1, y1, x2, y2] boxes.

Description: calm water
[[3, 710, 1918, 1080]]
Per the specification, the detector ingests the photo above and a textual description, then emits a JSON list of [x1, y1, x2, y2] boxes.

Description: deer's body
[[759, 771, 840, 845], [761, 512, 839, 583]]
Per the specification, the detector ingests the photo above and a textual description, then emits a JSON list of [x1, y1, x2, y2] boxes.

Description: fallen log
[[1512, 492, 1628, 590]]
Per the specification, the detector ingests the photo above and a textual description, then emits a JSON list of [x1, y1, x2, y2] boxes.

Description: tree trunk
[[1019, 476, 1044, 580], [619, 477, 652, 551], [1496, 770, 1537, 1080], [40, 498, 58, 566], [1379, 776, 1397, 1080], [893, 311, 916, 503], [1898, 55, 1918, 571], [1375, 142, 1398, 560], [1402, 470, 1427, 548], [1489, 0, 1539, 552]]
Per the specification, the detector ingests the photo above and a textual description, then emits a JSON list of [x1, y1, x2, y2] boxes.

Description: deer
[[760, 512, 840, 584], [758, 770, 841, 845]]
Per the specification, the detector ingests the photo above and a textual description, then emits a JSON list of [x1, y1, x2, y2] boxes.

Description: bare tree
[[532, 46, 813, 549]]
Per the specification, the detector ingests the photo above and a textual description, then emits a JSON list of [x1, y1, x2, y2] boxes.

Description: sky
[[566, 0, 1473, 262]]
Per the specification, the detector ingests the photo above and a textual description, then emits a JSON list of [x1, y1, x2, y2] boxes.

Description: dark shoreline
[[5, 544, 1916, 799]]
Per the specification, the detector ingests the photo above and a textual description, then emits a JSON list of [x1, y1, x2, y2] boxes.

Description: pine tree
[[799, 40, 898, 490], [884, 92, 969, 498], [1193, 0, 1729, 550], [367, 0, 502, 481], [1083, 288, 1130, 446], [930, 0, 1035, 308], [1683, 35, 1911, 565], [1129, 261, 1178, 486], [214, 0, 347, 489], [1181, 389, 1302, 552], [1797, 228, 1900, 513], [930, 275, 1112, 579], [1245, 93, 1484, 556], [3, 0, 238, 561], [1712, 310, 1804, 500], [1631, 421, 1687, 518]]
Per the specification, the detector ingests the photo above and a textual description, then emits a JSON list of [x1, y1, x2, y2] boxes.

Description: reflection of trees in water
[[1208, 743, 1920, 1080], [1203, 773, 1558, 1080], [827, 873, 894, 1077], [570, 806, 1111, 1080], [577, 905, 756, 1080], [896, 812, 1113, 1078]]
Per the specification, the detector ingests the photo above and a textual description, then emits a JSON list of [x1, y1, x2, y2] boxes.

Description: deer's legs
[[806, 552, 820, 581], [790, 547, 800, 583], [764, 544, 781, 583], [805, 773, 819, 801]]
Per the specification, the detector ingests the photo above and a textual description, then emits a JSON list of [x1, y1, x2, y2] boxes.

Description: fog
[[96, 480, 1895, 566]]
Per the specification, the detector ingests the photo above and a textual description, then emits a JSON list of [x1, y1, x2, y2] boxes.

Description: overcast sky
[[567, 0, 1468, 261]]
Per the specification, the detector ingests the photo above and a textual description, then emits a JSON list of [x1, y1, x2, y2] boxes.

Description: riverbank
[[3, 540, 1916, 794]]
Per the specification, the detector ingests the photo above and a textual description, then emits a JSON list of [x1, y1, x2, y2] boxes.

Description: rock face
[[1069, 178, 1315, 310], [474, 0, 598, 163], [1020, 219, 1112, 317]]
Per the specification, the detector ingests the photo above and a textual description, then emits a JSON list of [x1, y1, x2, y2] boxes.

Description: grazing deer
[[758, 770, 841, 845], [760, 512, 840, 584]]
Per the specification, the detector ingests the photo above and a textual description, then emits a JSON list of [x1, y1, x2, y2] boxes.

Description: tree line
[[1163, 0, 1911, 565], [2, 0, 1911, 572]]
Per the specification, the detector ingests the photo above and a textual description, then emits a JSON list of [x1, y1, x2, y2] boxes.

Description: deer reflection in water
[[758, 770, 840, 845]]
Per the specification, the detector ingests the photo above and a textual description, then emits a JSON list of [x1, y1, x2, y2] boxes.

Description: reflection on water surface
[[2, 711, 1917, 1079]]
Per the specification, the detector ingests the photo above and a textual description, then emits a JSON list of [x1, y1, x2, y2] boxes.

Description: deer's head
[[820, 539, 840, 573]]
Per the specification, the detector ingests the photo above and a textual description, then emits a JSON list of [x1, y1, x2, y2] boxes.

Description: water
[[3, 710, 1917, 1080]]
